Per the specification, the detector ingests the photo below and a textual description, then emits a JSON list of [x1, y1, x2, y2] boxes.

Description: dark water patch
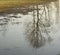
[[8, 15, 22, 18], [0, 22, 8, 25]]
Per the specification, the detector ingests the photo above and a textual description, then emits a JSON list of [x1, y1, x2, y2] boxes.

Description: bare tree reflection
[[25, 3, 54, 48], [25, 0, 59, 48]]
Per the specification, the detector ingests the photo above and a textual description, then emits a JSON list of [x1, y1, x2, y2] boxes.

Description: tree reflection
[[0, 0, 58, 48], [25, 3, 55, 48]]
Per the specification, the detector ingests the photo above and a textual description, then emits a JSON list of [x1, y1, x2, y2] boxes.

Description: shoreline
[[0, 0, 58, 13]]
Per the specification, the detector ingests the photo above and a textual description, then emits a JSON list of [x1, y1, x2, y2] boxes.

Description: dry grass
[[0, 0, 39, 12]]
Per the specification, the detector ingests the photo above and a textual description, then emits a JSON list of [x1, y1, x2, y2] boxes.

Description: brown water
[[0, 1, 60, 55]]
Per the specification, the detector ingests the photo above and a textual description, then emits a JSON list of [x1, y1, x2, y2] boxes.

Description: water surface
[[0, 1, 60, 55]]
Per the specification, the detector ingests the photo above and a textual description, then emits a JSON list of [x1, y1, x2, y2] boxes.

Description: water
[[0, 1, 60, 55]]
